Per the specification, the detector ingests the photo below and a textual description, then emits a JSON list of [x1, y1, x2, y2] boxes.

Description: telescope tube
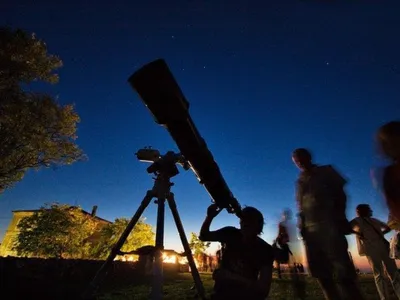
[[128, 59, 241, 216]]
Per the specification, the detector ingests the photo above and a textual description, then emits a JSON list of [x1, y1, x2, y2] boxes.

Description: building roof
[[12, 206, 112, 224]]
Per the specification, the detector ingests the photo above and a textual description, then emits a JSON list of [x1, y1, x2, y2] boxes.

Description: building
[[0, 205, 111, 257]]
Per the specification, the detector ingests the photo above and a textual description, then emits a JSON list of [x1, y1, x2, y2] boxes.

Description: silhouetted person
[[273, 238, 292, 279], [292, 148, 365, 300], [274, 215, 291, 279], [299, 263, 304, 273], [279, 209, 302, 263], [390, 231, 400, 259], [273, 233, 293, 279], [216, 249, 222, 264], [377, 121, 400, 229], [350, 204, 400, 300], [199, 204, 274, 300], [276, 211, 307, 300]]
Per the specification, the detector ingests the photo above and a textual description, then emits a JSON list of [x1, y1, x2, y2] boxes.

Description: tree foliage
[[0, 27, 62, 87], [0, 27, 84, 192], [14, 203, 98, 259], [91, 217, 155, 260], [189, 232, 210, 256]]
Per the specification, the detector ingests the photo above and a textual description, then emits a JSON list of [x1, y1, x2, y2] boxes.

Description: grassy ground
[[98, 272, 395, 300]]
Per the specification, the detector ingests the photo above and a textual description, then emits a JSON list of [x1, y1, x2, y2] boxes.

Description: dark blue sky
[[1, 1, 400, 257]]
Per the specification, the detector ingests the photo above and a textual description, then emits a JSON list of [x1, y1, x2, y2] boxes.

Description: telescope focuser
[[135, 148, 189, 178]]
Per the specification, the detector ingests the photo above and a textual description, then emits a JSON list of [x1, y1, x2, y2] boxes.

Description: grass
[[98, 272, 396, 300]]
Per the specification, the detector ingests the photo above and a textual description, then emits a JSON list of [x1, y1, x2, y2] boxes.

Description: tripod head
[[135, 147, 190, 179]]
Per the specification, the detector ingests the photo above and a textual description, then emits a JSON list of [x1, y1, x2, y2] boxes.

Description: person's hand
[[207, 204, 222, 219]]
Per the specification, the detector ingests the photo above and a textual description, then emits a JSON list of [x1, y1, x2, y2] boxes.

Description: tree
[[189, 232, 210, 256], [91, 217, 155, 260], [0, 27, 84, 193], [14, 203, 98, 259]]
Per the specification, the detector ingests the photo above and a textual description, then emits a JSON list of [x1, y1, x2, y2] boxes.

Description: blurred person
[[350, 204, 400, 300], [278, 208, 302, 263], [292, 148, 365, 300], [275, 208, 306, 299], [390, 231, 400, 260], [376, 121, 400, 229], [273, 238, 292, 279], [199, 204, 274, 300], [273, 209, 294, 279]]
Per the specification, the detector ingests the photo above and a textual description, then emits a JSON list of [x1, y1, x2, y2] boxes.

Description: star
[[326, 62, 330, 66], [171, 35, 175, 39]]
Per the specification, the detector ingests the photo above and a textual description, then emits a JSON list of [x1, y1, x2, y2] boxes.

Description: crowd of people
[[199, 120, 400, 300]]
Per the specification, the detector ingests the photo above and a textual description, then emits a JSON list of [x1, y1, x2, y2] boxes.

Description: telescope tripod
[[82, 174, 206, 300]]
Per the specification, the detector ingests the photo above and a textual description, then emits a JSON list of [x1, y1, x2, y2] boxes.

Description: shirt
[[296, 164, 347, 229], [350, 217, 388, 256], [211, 226, 274, 299], [279, 220, 298, 243]]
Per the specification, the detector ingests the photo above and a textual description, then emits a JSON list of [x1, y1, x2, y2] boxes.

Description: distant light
[[162, 253, 177, 264]]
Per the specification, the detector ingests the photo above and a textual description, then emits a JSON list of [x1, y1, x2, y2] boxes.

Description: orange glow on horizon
[[162, 253, 177, 264]]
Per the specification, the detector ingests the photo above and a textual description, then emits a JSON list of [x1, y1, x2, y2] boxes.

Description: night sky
[[1, 1, 400, 268]]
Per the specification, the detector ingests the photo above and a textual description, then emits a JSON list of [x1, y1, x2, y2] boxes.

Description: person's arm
[[349, 219, 364, 239], [351, 229, 364, 239], [374, 218, 392, 235], [199, 204, 223, 241], [383, 166, 400, 222], [382, 226, 391, 235], [295, 180, 305, 237]]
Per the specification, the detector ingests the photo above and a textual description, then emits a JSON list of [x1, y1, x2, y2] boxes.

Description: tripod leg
[[81, 190, 154, 299], [151, 197, 166, 300], [167, 193, 207, 300]]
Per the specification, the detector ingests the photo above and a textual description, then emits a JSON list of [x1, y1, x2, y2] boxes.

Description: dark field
[[98, 272, 394, 300], [0, 257, 394, 300]]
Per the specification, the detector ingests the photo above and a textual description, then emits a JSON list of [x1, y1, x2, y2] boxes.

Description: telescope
[[128, 59, 242, 217]]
